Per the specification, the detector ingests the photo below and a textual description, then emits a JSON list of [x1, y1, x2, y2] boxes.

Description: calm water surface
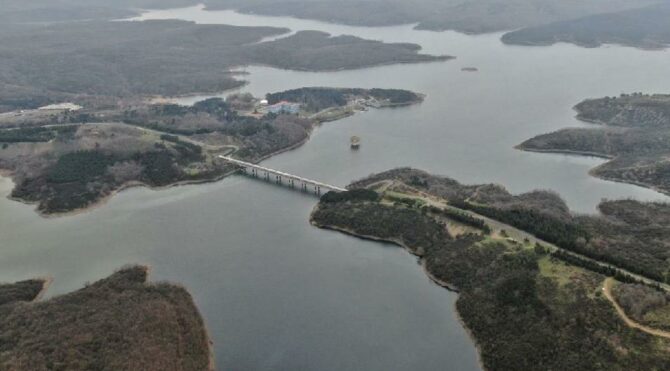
[[2, 5, 670, 371]]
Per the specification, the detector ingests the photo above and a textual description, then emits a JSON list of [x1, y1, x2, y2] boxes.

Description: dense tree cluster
[[136, 150, 181, 186], [0, 280, 44, 306], [320, 189, 379, 203], [192, 98, 233, 120], [11, 135, 207, 213], [453, 198, 670, 284], [353, 169, 670, 285], [266, 87, 421, 112], [368, 88, 420, 104], [127, 100, 277, 139], [451, 200, 590, 250], [312, 201, 450, 254], [47, 151, 116, 184], [267, 88, 348, 111], [425, 206, 491, 233], [0, 125, 77, 143], [550, 250, 648, 286]]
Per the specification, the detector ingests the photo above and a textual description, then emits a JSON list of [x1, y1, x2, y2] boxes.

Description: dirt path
[[602, 278, 670, 339]]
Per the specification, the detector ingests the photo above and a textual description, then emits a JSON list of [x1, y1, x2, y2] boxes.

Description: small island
[[311, 168, 670, 370], [518, 93, 670, 195], [0, 87, 423, 216], [0, 266, 212, 370]]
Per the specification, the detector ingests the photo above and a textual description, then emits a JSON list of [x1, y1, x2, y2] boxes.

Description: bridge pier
[[219, 155, 346, 196]]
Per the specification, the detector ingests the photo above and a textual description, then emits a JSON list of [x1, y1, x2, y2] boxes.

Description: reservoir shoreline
[[309, 215, 486, 370]]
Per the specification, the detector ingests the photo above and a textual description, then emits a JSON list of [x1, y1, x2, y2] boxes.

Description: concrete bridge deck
[[219, 156, 347, 194]]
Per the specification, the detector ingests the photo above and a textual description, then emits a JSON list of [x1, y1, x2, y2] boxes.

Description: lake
[[2, 4, 670, 370]]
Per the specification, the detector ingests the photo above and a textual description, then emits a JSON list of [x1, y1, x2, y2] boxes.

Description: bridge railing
[[218, 155, 347, 194]]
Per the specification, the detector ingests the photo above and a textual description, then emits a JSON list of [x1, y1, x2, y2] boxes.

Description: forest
[[0, 21, 444, 112], [320, 189, 379, 203], [310, 193, 670, 370], [502, 3, 670, 49], [424, 205, 491, 233], [0, 266, 211, 370], [0, 126, 77, 143], [2, 0, 660, 37], [351, 168, 670, 284], [313, 199, 450, 255], [0, 279, 45, 306], [206, 0, 656, 35], [11, 137, 206, 214], [450, 200, 590, 254], [266, 87, 423, 112]]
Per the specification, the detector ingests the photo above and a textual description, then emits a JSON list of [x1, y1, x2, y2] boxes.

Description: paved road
[[382, 181, 670, 292]]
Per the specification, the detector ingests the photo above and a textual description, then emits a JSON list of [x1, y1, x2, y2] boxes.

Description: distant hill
[[1, 0, 660, 35], [206, 0, 659, 34], [502, 3, 670, 49], [0, 21, 446, 112]]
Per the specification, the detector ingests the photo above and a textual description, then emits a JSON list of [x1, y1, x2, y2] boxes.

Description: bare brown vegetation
[[0, 266, 212, 371]]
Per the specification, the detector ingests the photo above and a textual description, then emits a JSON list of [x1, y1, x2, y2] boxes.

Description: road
[[380, 180, 670, 292], [602, 278, 670, 339]]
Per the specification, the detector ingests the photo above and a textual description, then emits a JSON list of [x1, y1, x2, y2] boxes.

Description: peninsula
[[518, 93, 670, 196], [311, 168, 670, 370], [0, 88, 424, 216], [0, 266, 212, 370]]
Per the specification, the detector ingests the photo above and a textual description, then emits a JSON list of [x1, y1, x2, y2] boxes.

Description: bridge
[[219, 156, 347, 195]]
